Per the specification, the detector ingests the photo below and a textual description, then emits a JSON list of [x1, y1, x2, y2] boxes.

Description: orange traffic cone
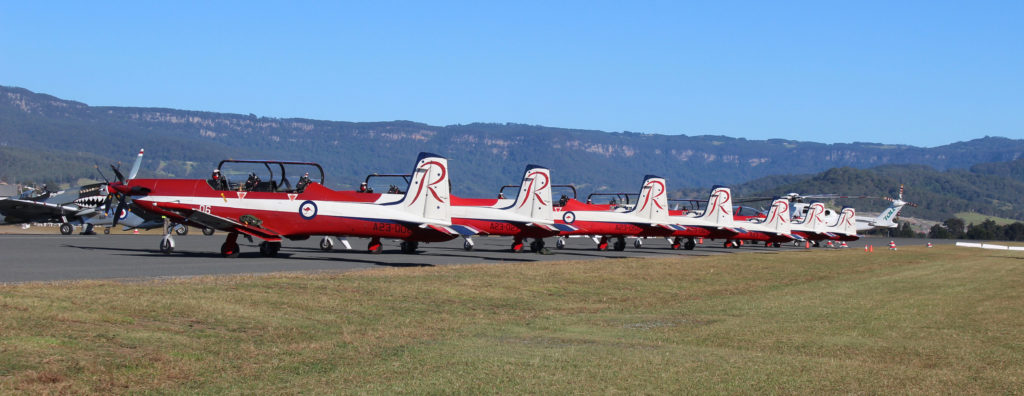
[[889, 240, 897, 251], [805, 241, 810, 249], [869, 245, 874, 252], [864, 245, 869, 252], [926, 242, 933, 248], [698, 237, 703, 245], [133, 229, 139, 234]]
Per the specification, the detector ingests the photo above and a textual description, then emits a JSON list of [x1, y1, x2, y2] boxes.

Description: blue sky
[[2, 1, 1021, 146]]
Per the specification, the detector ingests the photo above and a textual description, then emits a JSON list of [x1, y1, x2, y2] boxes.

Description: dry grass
[[1, 246, 1022, 394]]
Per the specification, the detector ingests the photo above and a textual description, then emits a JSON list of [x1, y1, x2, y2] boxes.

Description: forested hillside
[[708, 161, 1024, 221], [2, 85, 1023, 204]]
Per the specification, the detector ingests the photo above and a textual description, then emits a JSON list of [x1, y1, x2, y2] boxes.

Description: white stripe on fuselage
[[138, 195, 451, 225]]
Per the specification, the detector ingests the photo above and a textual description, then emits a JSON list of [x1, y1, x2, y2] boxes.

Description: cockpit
[[207, 160, 325, 193]]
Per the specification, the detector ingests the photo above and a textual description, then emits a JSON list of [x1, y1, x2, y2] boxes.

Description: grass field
[[956, 212, 1022, 226], [2, 246, 1022, 394]]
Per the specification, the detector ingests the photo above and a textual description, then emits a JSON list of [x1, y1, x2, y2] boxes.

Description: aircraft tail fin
[[507, 165, 554, 222], [803, 202, 827, 231], [836, 207, 858, 235], [761, 198, 792, 234], [627, 175, 670, 223], [873, 203, 903, 228], [696, 185, 734, 226], [394, 153, 450, 222]]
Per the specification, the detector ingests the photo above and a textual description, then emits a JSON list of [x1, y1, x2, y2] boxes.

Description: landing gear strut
[[511, 237, 525, 253], [159, 217, 175, 254], [221, 232, 240, 258], [320, 236, 334, 251]]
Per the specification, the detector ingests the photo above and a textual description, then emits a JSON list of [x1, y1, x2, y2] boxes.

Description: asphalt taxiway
[[0, 234, 941, 283]]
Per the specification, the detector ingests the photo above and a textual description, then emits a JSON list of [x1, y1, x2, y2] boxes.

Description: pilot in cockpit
[[244, 172, 261, 191], [211, 169, 227, 190], [296, 172, 311, 192]]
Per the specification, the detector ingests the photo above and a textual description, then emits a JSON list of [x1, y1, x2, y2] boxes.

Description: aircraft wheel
[[813, 241, 820, 248], [368, 238, 383, 254], [634, 239, 643, 249], [159, 236, 175, 254], [773, 242, 782, 248], [684, 238, 696, 250], [103, 227, 111, 235], [221, 241, 240, 258], [202, 227, 215, 236], [320, 236, 334, 251], [555, 237, 566, 249], [174, 225, 189, 236], [732, 241, 741, 249], [59, 223, 73, 235], [613, 239, 627, 251], [259, 241, 281, 257], [463, 239, 474, 251], [400, 241, 419, 254], [511, 240, 524, 253]]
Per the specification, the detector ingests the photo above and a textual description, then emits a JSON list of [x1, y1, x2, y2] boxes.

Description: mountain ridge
[[2, 85, 1022, 200]]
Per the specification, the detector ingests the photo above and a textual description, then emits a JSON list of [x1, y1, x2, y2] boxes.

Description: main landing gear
[[724, 239, 741, 249], [59, 223, 73, 235], [510, 237, 549, 253], [220, 232, 240, 258], [463, 238, 474, 251], [259, 241, 281, 257], [367, 237, 383, 254], [529, 238, 546, 253], [400, 241, 419, 254], [670, 237, 696, 250]]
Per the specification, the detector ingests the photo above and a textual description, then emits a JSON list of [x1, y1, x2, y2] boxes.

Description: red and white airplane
[[449, 165, 577, 253], [552, 176, 759, 251], [109, 152, 463, 257]]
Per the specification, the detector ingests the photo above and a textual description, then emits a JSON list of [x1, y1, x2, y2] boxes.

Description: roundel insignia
[[299, 200, 318, 220], [118, 208, 129, 221], [562, 211, 576, 224]]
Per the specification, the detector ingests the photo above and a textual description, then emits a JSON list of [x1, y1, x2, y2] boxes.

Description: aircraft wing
[[0, 198, 86, 223], [184, 211, 283, 242]]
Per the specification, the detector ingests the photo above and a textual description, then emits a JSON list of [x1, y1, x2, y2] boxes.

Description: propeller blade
[[112, 199, 127, 227], [127, 148, 144, 181], [94, 164, 110, 183], [111, 164, 126, 184]]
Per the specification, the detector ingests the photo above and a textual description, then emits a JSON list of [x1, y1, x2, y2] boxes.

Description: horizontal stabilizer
[[448, 224, 481, 236]]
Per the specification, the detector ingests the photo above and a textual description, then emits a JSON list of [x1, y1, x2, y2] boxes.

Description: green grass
[[2, 247, 1023, 394], [956, 211, 1021, 226]]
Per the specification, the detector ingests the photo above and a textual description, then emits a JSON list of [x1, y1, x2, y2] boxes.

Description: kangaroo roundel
[[299, 200, 318, 220]]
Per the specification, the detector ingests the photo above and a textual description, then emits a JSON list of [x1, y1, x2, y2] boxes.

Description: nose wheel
[[368, 237, 383, 254], [463, 238, 474, 251], [159, 235, 175, 254], [320, 236, 334, 251], [555, 237, 566, 249]]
